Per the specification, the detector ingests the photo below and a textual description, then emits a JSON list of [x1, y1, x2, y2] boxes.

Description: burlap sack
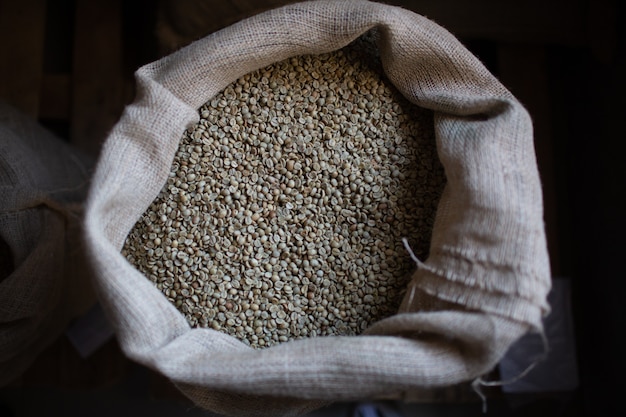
[[0, 101, 94, 385], [83, 1, 551, 415]]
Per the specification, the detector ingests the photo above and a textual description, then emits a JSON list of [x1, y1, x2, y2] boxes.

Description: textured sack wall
[[83, 1, 551, 416], [0, 101, 94, 385]]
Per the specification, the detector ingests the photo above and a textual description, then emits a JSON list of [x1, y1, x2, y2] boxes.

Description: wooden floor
[[1, 0, 623, 415]]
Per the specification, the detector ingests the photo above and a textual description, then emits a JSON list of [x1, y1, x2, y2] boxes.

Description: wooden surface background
[[0, 0, 621, 415]]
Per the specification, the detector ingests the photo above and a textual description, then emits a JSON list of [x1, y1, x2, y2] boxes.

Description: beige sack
[[0, 101, 94, 385], [83, 1, 551, 416]]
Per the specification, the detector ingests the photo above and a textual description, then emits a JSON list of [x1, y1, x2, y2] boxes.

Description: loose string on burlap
[[471, 326, 550, 413], [401, 238, 550, 413], [400, 237, 425, 313]]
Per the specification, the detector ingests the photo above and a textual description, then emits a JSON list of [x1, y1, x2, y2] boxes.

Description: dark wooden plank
[[0, 0, 47, 117], [497, 45, 561, 275], [586, 0, 618, 64], [392, 0, 588, 45], [39, 73, 70, 120], [71, 0, 124, 156], [156, 0, 299, 53]]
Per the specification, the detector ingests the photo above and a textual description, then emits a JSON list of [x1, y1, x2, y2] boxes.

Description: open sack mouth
[[121, 32, 447, 349], [82, 1, 551, 416]]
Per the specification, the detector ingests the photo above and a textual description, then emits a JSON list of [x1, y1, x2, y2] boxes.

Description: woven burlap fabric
[[0, 101, 94, 385], [83, 1, 551, 415]]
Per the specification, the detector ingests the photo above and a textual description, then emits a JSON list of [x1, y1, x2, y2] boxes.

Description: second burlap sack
[[0, 101, 94, 385], [83, 1, 552, 416]]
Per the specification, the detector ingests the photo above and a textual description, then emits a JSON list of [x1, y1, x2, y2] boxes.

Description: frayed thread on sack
[[401, 237, 426, 313], [401, 237, 550, 413], [471, 329, 549, 413]]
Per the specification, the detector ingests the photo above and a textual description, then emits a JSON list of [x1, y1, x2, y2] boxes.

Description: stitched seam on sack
[[415, 273, 544, 325], [434, 244, 547, 280], [418, 256, 547, 299], [418, 270, 545, 308]]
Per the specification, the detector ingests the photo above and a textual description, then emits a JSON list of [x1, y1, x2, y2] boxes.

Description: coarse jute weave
[[0, 101, 94, 385], [83, 1, 551, 416]]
